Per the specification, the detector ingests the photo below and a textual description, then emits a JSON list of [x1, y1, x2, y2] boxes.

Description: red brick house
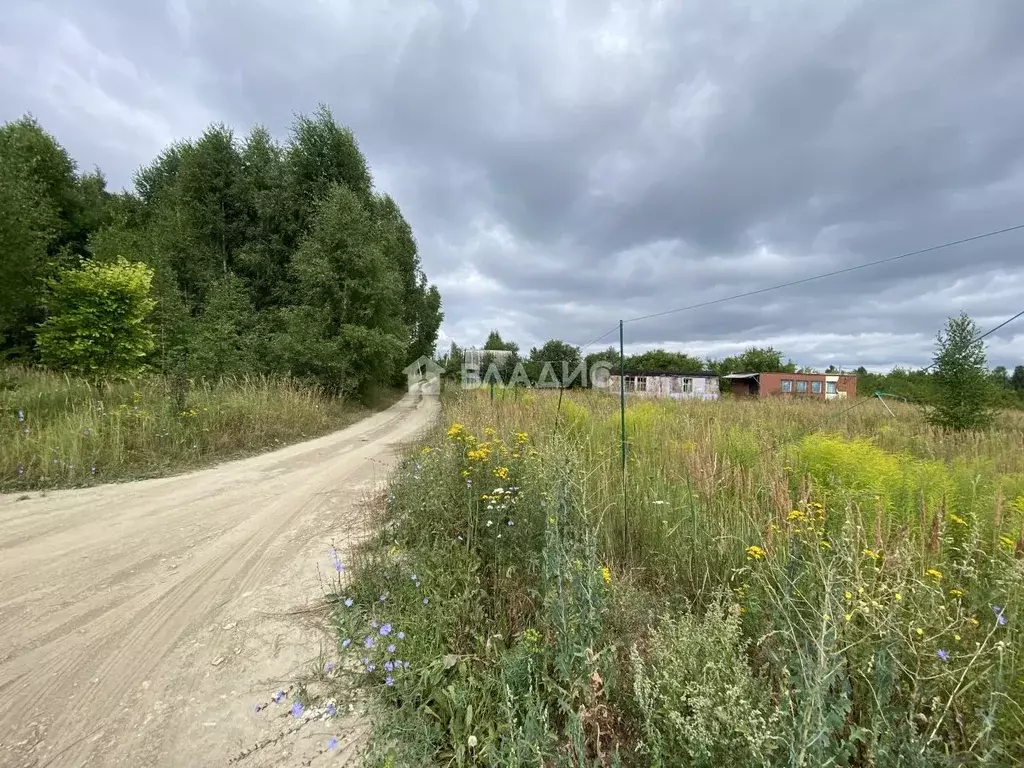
[[723, 372, 857, 400]]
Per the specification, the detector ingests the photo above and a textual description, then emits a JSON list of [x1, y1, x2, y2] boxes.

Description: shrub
[[631, 597, 779, 768]]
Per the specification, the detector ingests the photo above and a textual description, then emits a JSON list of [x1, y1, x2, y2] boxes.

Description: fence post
[[619, 319, 628, 558]]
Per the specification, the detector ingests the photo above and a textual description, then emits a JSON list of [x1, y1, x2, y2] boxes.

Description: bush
[[631, 598, 780, 768]]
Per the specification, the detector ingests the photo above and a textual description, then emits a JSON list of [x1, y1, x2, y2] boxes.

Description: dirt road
[[0, 387, 438, 768]]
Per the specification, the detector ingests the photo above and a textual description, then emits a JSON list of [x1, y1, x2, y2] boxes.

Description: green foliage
[[631, 598, 780, 767], [525, 339, 585, 388], [927, 312, 994, 431], [36, 258, 156, 378], [2, 109, 443, 400], [483, 330, 519, 352], [625, 348, 705, 373]]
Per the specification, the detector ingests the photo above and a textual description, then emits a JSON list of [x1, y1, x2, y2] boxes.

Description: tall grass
[[0, 366, 400, 491], [329, 388, 1024, 766]]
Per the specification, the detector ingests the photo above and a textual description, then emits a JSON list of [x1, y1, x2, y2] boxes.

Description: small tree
[[36, 257, 156, 378], [926, 311, 992, 431]]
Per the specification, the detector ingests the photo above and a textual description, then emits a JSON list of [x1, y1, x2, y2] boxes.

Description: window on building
[[670, 377, 682, 394], [624, 376, 644, 392], [682, 377, 694, 393], [796, 380, 808, 394], [811, 380, 822, 394], [826, 381, 837, 395], [781, 379, 793, 393]]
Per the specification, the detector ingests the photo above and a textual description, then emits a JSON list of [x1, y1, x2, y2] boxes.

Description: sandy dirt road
[[0, 387, 438, 768]]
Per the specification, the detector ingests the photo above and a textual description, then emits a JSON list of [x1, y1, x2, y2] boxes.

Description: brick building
[[723, 371, 857, 400]]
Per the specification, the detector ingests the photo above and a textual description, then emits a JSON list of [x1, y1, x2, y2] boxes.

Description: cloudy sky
[[3, 0, 1024, 370]]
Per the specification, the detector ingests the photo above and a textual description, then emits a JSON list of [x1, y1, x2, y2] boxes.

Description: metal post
[[619, 319, 626, 471]]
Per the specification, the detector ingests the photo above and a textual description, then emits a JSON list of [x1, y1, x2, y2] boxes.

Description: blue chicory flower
[[344, 597, 353, 608], [387, 644, 396, 654], [423, 598, 429, 605], [396, 632, 405, 640], [384, 661, 394, 672], [273, 690, 285, 703], [364, 636, 374, 649], [370, 619, 379, 629], [292, 701, 304, 718], [341, 638, 351, 649], [379, 593, 388, 602], [328, 737, 338, 750], [993, 605, 1008, 626], [385, 675, 394, 687], [379, 623, 392, 636], [331, 550, 343, 573], [325, 662, 333, 672], [937, 649, 949, 661]]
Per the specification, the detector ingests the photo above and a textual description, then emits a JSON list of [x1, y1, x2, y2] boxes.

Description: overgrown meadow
[[329, 388, 1024, 767], [0, 366, 398, 491]]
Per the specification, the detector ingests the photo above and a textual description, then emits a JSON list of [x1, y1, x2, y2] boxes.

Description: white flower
[[487, 520, 493, 527], [467, 735, 478, 748]]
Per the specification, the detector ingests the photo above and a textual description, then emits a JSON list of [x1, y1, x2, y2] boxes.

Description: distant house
[[602, 370, 720, 401], [723, 371, 857, 400]]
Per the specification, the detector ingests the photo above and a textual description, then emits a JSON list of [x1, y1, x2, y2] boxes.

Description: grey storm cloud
[[3, 0, 1024, 369]]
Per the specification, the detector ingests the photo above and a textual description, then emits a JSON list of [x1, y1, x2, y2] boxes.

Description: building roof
[[724, 371, 858, 378], [723, 372, 759, 380], [617, 370, 718, 378]]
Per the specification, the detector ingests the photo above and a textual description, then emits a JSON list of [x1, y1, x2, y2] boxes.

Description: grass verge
[[0, 366, 403, 492], [327, 389, 1024, 766]]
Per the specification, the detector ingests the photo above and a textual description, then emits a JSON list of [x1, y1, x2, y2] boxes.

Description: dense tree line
[[0, 109, 442, 398]]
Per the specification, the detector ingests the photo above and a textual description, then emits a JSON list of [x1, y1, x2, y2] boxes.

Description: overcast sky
[[3, 0, 1023, 370]]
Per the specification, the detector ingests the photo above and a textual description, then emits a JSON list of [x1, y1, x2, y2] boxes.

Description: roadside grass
[[329, 388, 1024, 766], [0, 366, 402, 492]]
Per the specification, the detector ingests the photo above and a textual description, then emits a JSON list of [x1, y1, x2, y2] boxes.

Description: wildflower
[[380, 623, 392, 636], [507, 520, 514, 526], [420, 446, 432, 455], [844, 591, 853, 600], [894, 592, 903, 601], [291, 702, 304, 718], [925, 568, 943, 581], [370, 619, 379, 628], [447, 423, 465, 439], [844, 614, 853, 622], [17, 410, 24, 422], [423, 598, 429, 605], [327, 703, 337, 716], [402, 661, 409, 669], [331, 550, 343, 573], [949, 588, 964, 598], [366, 664, 376, 673], [328, 738, 338, 750], [861, 548, 881, 561], [822, 614, 830, 621], [379, 593, 388, 602], [746, 545, 766, 561], [970, 617, 980, 626], [254, 703, 263, 713], [344, 597, 353, 608], [91, 466, 96, 475], [385, 675, 394, 687], [384, 661, 394, 672], [954, 634, 961, 641], [364, 636, 374, 649], [387, 644, 396, 654], [16, 466, 24, 475], [342, 638, 351, 649], [600, 567, 612, 584], [993, 605, 1007, 626], [937, 649, 949, 662], [515, 432, 529, 444], [396, 632, 405, 640], [787, 509, 804, 521], [273, 691, 285, 703], [467, 735, 478, 749], [999, 535, 1016, 549], [494, 466, 510, 480], [466, 479, 472, 488], [915, 627, 924, 637], [819, 540, 831, 551], [325, 662, 334, 672], [949, 514, 968, 526]]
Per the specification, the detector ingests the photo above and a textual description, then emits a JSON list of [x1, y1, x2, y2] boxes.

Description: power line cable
[[621, 223, 1024, 325]]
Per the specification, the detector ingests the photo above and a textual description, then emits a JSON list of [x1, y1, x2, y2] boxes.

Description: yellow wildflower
[[844, 591, 853, 600], [894, 592, 903, 601], [925, 568, 943, 581], [746, 545, 766, 561], [600, 567, 612, 584], [494, 466, 510, 480], [970, 617, 979, 626], [999, 535, 1016, 549], [953, 634, 961, 642], [483, 426, 496, 437], [421, 446, 432, 455], [515, 432, 529, 444], [949, 513, 968, 526], [819, 540, 832, 551], [861, 548, 881, 561], [822, 614, 830, 621], [844, 614, 853, 622], [915, 627, 924, 636], [787, 509, 805, 521], [447, 423, 465, 439], [949, 588, 964, 598]]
